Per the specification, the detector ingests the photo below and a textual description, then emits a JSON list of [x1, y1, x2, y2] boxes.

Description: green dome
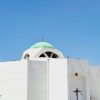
[[31, 42, 54, 49]]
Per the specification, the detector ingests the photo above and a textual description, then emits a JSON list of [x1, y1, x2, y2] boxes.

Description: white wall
[[27, 59, 68, 100], [67, 59, 89, 100], [28, 60, 48, 100], [27, 58, 100, 100], [1, 58, 99, 100], [0, 61, 27, 100], [49, 59, 68, 100], [89, 67, 100, 100]]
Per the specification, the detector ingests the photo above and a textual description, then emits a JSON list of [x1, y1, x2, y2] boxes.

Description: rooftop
[[30, 42, 54, 49]]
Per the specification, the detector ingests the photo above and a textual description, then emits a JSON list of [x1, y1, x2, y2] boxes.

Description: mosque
[[0, 41, 99, 100]]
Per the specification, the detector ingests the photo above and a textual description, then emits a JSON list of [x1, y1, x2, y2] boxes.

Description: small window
[[39, 51, 59, 58], [45, 52, 52, 57], [75, 72, 78, 76], [39, 54, 45, 57], [52, 53, 58, 58], [24, 54, 30, 59]]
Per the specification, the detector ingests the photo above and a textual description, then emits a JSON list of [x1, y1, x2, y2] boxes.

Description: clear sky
[[0, 0, 100, 65]]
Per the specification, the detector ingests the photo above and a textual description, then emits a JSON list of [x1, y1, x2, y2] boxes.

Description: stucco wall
[[0, 61, 27, 100], [28, 60, 48, 100], [49, 59, 68, 100]]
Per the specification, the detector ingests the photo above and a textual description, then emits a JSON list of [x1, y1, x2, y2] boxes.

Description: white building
[[0, 42, 99, 100]]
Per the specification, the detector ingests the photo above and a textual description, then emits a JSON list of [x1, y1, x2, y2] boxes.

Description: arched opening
[[24, 54, 30, 59], [39, 51, 59, 58]]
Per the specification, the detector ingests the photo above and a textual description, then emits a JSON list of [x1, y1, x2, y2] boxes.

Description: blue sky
[[0, 0, 100, 65]]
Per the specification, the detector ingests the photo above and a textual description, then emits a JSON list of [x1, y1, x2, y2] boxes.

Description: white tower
[[22, 42, 68, 100]]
